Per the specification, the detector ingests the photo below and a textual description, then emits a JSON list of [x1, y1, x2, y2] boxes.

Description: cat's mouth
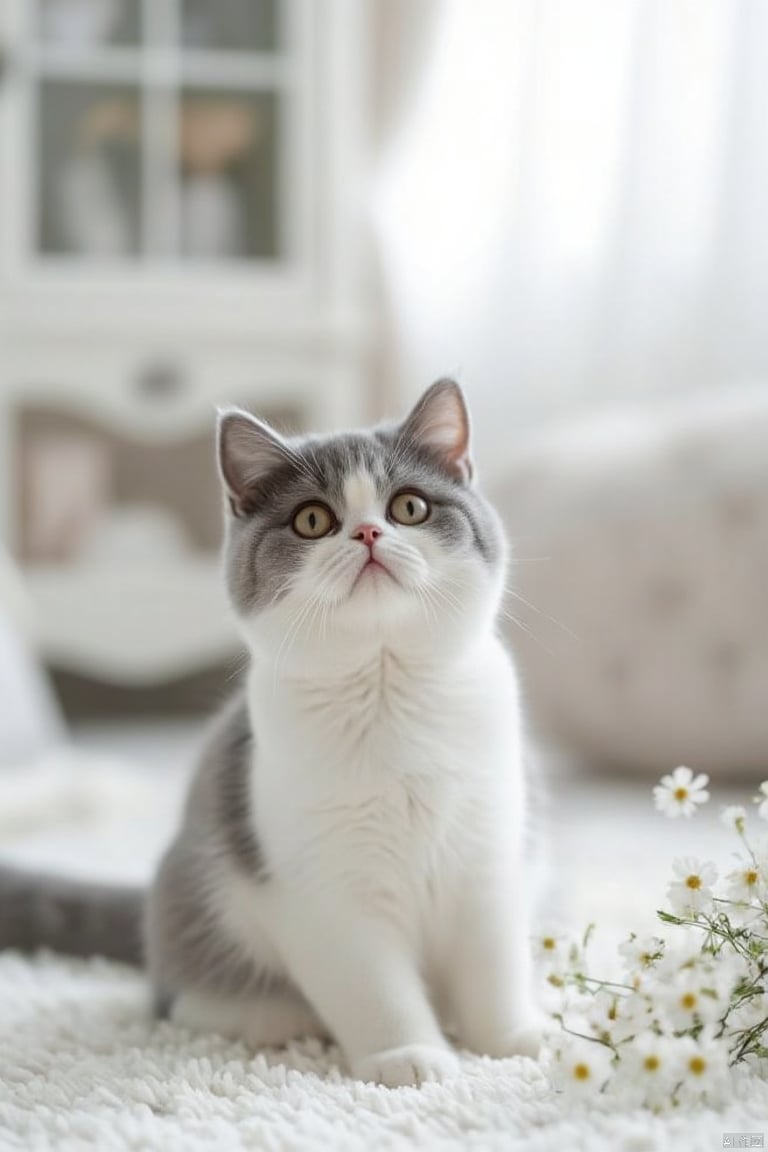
[[353, 556, 397, 589]]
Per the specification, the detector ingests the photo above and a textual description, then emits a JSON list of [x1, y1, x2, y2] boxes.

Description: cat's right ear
[[216, 408, 289, 517]]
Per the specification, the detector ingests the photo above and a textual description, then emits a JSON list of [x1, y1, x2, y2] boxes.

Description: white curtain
[[373, 0, 768, 475]]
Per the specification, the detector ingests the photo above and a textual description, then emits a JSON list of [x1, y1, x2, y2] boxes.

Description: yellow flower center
[[685, 874, 702, 890], [542, 937, 556, 951], [674, 787, 689, 801], [688, 1056, 706, 1076], [573, 1063, 591, 1081], [643, 1055, 660, 1072], [745, 870, 758, 887], [680, 992, 697, 1010]]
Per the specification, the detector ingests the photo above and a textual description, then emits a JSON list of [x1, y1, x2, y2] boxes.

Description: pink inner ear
[[405, 381, 473, 481], [217, 409, 289, 510]]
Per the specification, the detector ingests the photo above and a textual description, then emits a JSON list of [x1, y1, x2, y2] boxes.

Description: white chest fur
[[247, 638, 522, 920]]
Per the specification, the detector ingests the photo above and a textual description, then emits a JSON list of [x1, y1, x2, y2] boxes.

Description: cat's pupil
[[309, 512, 316, 529], [407, 500, 414, 518]]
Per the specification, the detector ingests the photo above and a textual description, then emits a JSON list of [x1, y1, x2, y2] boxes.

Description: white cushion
[[491, 388, 768, 775]]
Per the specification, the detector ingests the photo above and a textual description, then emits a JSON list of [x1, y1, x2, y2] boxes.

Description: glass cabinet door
[[25, 0, 288, 264], [37, 81, 143, 256], [179, 1, 277, 53]]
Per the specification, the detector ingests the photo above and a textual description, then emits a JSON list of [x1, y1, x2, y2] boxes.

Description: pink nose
[[352, 523, 382, 548]]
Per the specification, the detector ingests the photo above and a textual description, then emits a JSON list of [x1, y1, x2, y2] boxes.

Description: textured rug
[[1, 949, 766, 1152], [0, 737, 765, 1150]]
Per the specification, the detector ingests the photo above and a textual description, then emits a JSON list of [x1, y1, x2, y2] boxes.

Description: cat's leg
[[446, 867, 543, 1060], [265, 897, 459, 1087], [171, 988, 329, 1048]]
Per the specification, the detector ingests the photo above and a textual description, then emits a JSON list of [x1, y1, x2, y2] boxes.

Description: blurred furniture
[[0, 0, 372, 686], [0, 548, 64, 765], [493, 387, 768, 777]]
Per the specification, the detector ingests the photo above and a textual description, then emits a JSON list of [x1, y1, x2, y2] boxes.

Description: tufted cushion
[[491, 389, 768, 777]]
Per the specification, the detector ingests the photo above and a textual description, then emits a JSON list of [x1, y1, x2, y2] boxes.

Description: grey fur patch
[[211, 695, 265, 875], [153, 988, 174, 1019], [144, 691, 287, 1005]]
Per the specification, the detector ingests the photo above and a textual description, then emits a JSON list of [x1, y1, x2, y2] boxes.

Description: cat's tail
[[0, 864, 144, 965]]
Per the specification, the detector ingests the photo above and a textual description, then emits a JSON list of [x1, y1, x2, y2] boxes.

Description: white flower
[[618, 934, 665, 974], [550, 1035, 613, 1099], [609, 990, 657, 1044], [755, 782, 768, 821], [534, 930, 568, 971], [653, 766, 710, 818], [667, 857, 718, 917], [726, 860, 765, 904], [657, 966, 726, 1030], [655, 928, 706, 979], [614, 1032, 679, 1110], [721, 805, 747, 833], [672, 1034, 730, 1107], [586, 989, 623, 1043]]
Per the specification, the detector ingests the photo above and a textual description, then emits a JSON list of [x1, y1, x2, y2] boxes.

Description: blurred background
[[1, 0, 767, 931]]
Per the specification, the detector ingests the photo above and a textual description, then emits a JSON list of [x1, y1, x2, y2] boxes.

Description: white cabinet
[[0, 0, 373, 684]]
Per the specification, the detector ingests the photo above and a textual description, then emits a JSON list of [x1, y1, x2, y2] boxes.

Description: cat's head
[[217, 380, 506, 666]]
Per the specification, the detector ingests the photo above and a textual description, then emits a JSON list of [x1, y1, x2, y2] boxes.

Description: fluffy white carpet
[[0, 732, 765, 1150], [1, 950, 765, 1152]]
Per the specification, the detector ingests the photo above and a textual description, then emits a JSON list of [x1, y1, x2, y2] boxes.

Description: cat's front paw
[[478, 1018, 546, 1061], [354, 1044, 460, 1088]]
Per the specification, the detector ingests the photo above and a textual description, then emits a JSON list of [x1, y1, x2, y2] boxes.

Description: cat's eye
[[292, 503, 335, 539], [389, 492, 430, 526]]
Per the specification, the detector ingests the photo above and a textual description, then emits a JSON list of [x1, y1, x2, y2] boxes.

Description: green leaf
[[657, 910, 684, 925]]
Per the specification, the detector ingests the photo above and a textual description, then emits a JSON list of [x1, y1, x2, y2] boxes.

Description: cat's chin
[[350, 558, 399, 593]]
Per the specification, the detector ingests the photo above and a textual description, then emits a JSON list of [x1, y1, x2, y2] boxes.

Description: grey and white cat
[[0, 380, 540, 1087]]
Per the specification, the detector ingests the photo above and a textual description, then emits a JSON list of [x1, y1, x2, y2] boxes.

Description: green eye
[[293, 503, 335, 539], [389, 492, 430, 526]]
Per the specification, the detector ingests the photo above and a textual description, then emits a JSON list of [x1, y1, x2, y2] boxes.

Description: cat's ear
[[398, 378, 473, 483], [217, 408, 289, 516]]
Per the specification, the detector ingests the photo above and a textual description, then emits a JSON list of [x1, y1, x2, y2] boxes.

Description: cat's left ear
[[398, 378, 473, 483]]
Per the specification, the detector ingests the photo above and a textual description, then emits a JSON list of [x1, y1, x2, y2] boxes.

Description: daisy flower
[[658, 967, 725, 1031], [618, 934, 665, 974], [653, 766, 709, 818], [725, 861, 764, 903], [609, 990, 657, 1045], [721, 805, 747, 833], [586, 989, 622, 1044], [615, 1032, 679, 1110], [754, 782, 768, 821], [549, 1035, 613, 1099], [534, 930, 568, 970], [672, 1034, 730, 1108], [667, 857, 717, 918], [655, 928, 706, 979]]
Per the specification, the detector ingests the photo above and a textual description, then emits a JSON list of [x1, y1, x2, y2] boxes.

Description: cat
[[0, 380, 541, 1087]]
